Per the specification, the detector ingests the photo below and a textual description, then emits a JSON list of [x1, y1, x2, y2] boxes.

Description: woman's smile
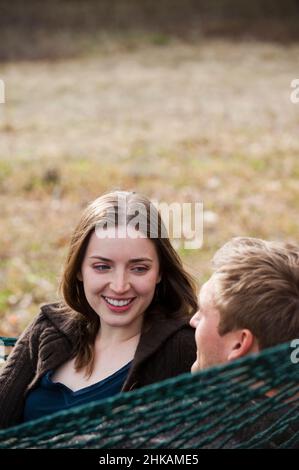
[[101, 295, 137, 313]]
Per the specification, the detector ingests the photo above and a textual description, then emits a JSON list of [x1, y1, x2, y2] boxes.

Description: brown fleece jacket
[[0, 303, 196, 429]]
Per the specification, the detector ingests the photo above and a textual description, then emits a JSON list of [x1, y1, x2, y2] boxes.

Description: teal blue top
[[23, 361, 132, 422]]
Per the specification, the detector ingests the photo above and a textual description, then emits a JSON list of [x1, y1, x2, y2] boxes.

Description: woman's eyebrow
[[88, 256, 153, 263], [89, 256, 112, 262], [129, 258, 153, 263]]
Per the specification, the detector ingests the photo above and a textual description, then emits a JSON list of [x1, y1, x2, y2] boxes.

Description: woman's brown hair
[[55, 191, 198, 376]]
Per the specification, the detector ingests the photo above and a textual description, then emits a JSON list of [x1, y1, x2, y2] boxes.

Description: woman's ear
[[227, 329, 257, 361], [77, 271, 83, 282]]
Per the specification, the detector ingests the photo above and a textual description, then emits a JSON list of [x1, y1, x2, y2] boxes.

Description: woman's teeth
[[104, 297, 134, 307]]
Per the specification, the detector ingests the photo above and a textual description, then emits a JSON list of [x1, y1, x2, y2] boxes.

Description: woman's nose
[[110, 271, 130, 293]]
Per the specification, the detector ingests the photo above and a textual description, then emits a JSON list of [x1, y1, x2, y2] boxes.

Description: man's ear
[[77, 271, 83, 282], [227, 329, 257, 361]]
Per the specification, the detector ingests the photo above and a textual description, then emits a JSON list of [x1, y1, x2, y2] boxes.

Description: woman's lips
[[102, 296, 136, 313]]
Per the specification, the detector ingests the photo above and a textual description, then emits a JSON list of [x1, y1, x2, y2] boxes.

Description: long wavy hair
[[55, 191, 198, 376]]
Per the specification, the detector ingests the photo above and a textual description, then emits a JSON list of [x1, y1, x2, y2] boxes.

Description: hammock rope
[[0, 338, 298, 449]]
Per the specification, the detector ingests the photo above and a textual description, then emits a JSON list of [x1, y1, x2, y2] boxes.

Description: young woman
[[0, 191, 198, 428]]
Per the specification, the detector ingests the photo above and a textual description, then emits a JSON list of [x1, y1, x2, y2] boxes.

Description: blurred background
[[1, 0, 299, 335]]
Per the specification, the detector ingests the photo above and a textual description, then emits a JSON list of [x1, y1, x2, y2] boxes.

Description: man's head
[[190, 237, 299, 372]]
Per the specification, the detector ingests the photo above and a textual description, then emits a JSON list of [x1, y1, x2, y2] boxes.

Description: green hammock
[[0, 337, 298, 449], [0, 337, 17, 362]]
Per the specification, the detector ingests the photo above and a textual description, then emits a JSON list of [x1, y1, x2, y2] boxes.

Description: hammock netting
[[0, 337, 298, 449]]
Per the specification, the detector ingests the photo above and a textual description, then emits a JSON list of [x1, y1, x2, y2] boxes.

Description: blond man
[[189, 237, 299, 448], [190, 237, 299, 371]]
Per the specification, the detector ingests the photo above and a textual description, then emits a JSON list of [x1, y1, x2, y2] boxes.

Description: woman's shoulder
[[155, 314, 196, 354], [37, 302, 78, 338], [155, 313, 194, 337], [15, 303, 57, 339], [27, 302, 65, 331], [137, 316, 196, 381], [141, 313, 195, 357], [165, 318, 196, 346], [19, 302, 77, 344]]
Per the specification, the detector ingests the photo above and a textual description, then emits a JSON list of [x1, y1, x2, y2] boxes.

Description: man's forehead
[[199, 277, 216, 308]]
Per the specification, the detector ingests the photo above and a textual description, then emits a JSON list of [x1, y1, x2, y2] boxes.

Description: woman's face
[[78, 228, 161, 331]]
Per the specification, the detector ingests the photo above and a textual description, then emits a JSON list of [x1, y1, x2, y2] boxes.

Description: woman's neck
[[95, 322, 142, 350]]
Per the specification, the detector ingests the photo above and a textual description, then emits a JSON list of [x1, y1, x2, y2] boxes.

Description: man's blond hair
[[212, 237, 299, 349]]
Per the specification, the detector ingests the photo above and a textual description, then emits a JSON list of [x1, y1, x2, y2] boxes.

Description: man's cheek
[[195, 329, 202, 350]]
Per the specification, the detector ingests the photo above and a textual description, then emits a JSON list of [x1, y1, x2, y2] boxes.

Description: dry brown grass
[[1, 38, 299, 335]]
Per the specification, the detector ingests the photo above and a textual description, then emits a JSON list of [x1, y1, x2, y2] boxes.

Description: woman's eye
[[133, 266, 149, 273], [94, 265, 110, 271]]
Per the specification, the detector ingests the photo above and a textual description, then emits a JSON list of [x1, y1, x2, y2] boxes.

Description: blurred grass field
[[1, 36, 299, 336]]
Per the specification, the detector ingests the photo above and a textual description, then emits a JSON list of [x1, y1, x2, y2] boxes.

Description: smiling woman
[[78, 229, 161, 331], [0, 190, 198, 429]]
